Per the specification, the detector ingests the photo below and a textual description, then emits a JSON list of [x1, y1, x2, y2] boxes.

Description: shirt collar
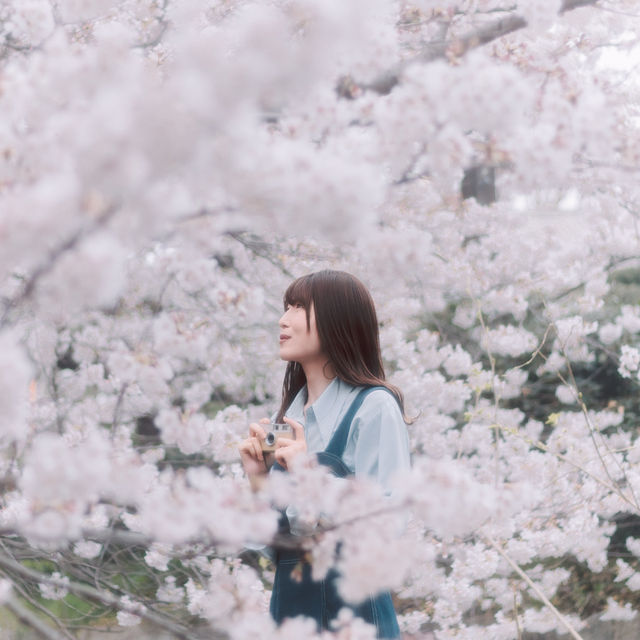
[[285, 378, 358, 447], [311, 377, 341, 438], [309, 378, 357, 446], [286, 386, 307, 424]]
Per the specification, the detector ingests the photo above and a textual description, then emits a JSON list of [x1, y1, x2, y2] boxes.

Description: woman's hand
[[238, 418, 270, 490], [274, 417, 307, 471]]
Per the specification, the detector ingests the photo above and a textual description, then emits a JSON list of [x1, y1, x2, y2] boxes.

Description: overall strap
[[324, 386, 387, 459]]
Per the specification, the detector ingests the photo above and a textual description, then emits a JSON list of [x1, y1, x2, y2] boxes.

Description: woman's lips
[[279, 334, 290, 342]]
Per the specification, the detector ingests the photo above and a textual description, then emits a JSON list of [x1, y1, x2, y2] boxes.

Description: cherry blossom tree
[[2, 0, 640, 638]]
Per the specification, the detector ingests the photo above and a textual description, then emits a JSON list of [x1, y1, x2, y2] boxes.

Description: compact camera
[[261, 423, 294, 452]]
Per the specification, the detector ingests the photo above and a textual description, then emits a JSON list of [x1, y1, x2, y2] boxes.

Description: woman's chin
[[279, 351, 302, 364]]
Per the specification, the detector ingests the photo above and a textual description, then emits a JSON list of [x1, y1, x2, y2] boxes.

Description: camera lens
[[264, 432, 276, 446]]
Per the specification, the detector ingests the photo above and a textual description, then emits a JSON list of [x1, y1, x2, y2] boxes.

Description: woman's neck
[[303, 359, 336, 409]]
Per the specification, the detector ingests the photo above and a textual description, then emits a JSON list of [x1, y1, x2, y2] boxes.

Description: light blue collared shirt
[[284, 377, 410, 493]]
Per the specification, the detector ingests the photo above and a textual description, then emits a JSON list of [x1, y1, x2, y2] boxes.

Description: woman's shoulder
[[350, 385, 407, 446], [356, 385, 402, 416], [335, 380, 403, 422]]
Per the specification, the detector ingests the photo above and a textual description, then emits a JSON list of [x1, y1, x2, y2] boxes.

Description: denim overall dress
[[269, 386, 401, 639]]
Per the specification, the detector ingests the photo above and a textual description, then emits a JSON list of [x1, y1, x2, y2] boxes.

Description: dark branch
[[5, 596, 69, 640], [225, 231, 296, 279], [560, 0, 599, 12], [0, 551, 208, 640], [350, 0, 600, 97]]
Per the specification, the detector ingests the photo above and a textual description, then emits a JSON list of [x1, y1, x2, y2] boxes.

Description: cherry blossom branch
[[393, 142, 429, 186], [485, 536, 585, 640], [85, 524, 308, 555], [132, 11, 169, 49], [493, 422, 638, 511], [513, 590, 523, 640], [0, 551, 209, 640], [557, 361, 640, 511], [347, 0, 600, 97], [0, 206, 117, 330], [542, 303, 640, 511], [225, 231, 296, 280], [472, 296, 504, 488]]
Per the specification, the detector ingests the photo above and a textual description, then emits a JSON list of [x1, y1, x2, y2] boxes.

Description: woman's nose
[[279, 312, 289, 328]]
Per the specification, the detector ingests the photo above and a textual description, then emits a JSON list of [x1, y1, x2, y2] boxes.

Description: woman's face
[[278, 302, 323, 364]]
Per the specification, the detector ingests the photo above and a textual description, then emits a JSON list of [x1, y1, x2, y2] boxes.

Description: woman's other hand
[[239, 418, 269, 490], [274, 417, 307, 471]]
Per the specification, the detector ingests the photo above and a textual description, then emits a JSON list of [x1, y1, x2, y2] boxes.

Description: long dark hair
[[276, 270, 409, 423]]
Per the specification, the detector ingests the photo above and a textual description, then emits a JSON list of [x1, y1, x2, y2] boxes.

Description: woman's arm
[[349, 389, 411, 493]]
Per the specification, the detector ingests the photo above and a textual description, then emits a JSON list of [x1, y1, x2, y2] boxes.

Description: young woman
[[239, 270, 410, 639]]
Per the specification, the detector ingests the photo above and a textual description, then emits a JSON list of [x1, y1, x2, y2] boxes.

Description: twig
[[493, 422, 638, 511], [393, 142, 429, 186], [4, 595, 69, 640], [10, 580, 76, 640], [514, 589, 523, 640], [111, 383, 129, 435], [473, 297, 502, 488], [0, 552, 206, 640], [486, 537, 585, 640], [541, 301, 640, 511], [512, 324, 553, 370], [558, 362, 640, 512]]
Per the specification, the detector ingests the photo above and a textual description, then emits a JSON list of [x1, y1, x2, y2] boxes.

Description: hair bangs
[[283, 275, 314, 330], [283, 275, 313, 311]]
